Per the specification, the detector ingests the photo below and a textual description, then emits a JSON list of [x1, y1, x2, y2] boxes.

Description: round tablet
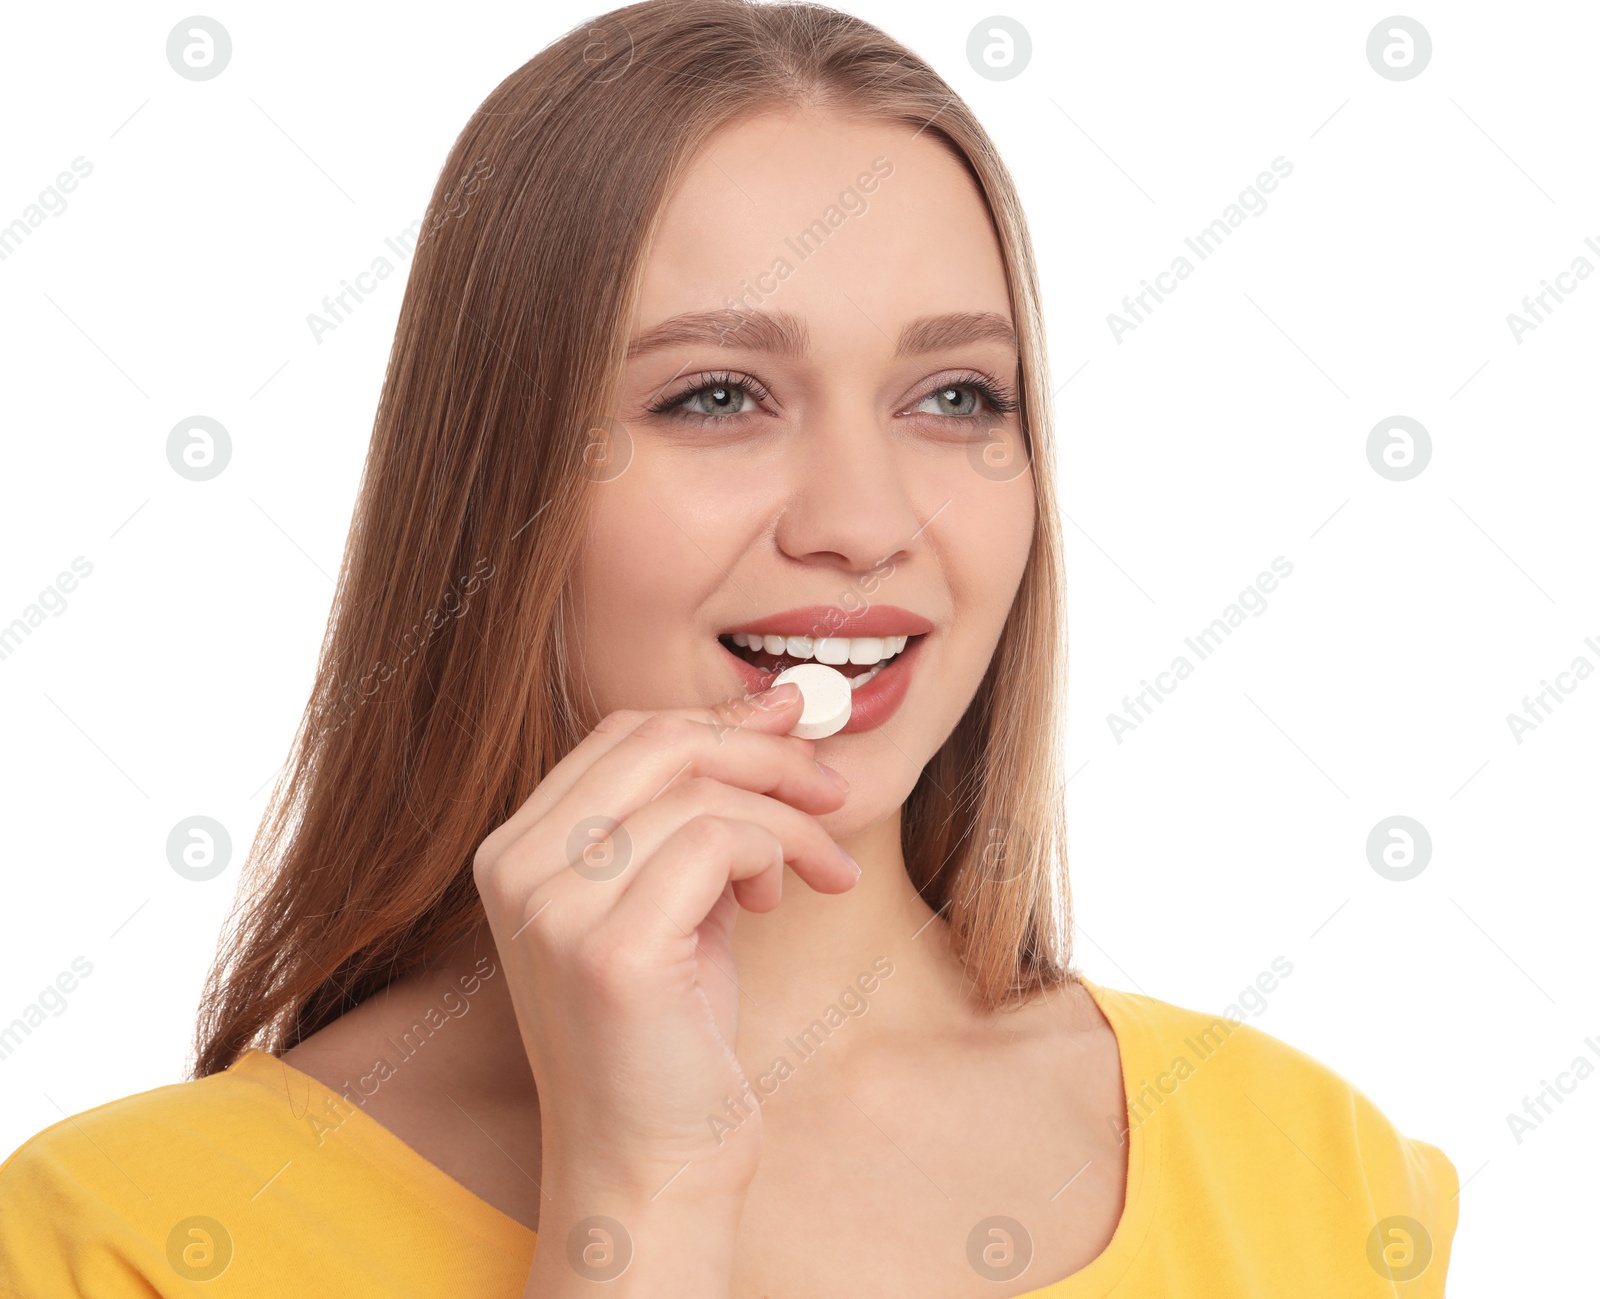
[[771, 662, 853, 739]]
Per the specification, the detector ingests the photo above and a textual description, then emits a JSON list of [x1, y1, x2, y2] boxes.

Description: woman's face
[[569, 106, 1036, 829]]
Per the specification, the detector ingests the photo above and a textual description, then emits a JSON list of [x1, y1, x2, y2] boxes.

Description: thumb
[[705, 678, 807, 743]]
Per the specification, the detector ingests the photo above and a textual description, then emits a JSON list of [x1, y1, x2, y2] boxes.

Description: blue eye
[[647, 371, 771, 424], [678, 384, 754, 417], [643, 369, 1021, 426], [912, 376, 1021, 419]]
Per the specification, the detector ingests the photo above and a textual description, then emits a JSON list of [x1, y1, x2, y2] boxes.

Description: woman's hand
[[473, 681, 855, 1294]]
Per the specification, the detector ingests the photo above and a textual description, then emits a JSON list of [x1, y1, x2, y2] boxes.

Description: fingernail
[[836, 843, 861, 877], [816, 761, 849, 792], [755, 681, 800, 709]]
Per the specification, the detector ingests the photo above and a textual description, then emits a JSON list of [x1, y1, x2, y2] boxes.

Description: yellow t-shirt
[[0, 979, 1458, 1296]]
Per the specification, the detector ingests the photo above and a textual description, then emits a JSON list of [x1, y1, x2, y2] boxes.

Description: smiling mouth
[[718, 632, 926, 692]]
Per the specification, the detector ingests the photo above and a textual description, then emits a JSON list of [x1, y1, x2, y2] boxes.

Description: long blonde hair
[[193, 0, 1072, 1078]]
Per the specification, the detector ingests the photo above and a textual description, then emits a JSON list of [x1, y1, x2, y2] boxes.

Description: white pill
[[771, 662, 853, 739]]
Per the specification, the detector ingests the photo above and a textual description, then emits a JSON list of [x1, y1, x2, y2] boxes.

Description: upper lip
[[721, 604, 935, 639]]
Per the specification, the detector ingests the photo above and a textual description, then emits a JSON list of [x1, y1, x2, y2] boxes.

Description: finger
[[727, 859, 783, 914], [542, 778, 856, 933], [491, 691, 849, 902], [602, 813, 788, 960], [486, 682, 814, 853]]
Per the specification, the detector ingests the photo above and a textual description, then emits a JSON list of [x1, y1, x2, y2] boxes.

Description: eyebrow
[[624, 308, 1017, 361]]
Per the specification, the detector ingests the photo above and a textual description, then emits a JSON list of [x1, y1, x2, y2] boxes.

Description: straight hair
[[193, 0, 1073, 1078]]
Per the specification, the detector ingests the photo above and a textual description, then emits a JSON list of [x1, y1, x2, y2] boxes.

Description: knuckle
[[472, 820, 512, 864], [471, 848, 521, 914], [680, 813, 736, 855], [471, 831, 552, 917], [595, 708, 646, 737], [471, 836, 504, 888], [507, 887, 557, 949]]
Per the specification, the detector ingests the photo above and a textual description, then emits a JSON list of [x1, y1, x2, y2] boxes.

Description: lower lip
[[722, 635, 925, 735]]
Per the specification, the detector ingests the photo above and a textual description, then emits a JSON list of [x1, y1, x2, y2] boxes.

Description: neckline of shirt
[[230, 974, 1159, 1291]]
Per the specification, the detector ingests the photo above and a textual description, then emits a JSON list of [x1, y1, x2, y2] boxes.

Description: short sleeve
[[0, 1122, 169, 1297], [1350, 1092, 1460, 1294]]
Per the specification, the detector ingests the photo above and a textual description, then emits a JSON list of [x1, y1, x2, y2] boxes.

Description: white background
[[2, 2, 1596, 1293]]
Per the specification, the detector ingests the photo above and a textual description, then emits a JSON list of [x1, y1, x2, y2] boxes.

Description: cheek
[[937, 469, 1035, 677], [568, 473, 762, 714], [574, 490, 688, 693], [580, 448, 778, 616], [951, 470, 1036, 607], [580, 486, 681, 619]]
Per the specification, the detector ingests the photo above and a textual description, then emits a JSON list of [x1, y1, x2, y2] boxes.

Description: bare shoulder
[[931, 974, 1127, 1125], [1038, 976, 1124, 1087], [276, 959, 544, 1231], [987, 974, 1121, 1053]]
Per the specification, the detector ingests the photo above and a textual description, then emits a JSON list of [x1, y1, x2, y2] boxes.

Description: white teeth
[[726, 632, 915, 665], [849, 663, 885, 691], [815, 637, 850, 665], [848, 637, 885, 665]]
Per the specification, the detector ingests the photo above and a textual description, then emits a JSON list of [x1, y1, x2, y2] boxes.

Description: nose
[[771, 401, 928, 576]]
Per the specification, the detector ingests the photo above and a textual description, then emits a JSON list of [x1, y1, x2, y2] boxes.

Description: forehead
[[633, 107, 1013, 334]]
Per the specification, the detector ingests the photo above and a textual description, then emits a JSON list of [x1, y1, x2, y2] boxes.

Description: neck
[[380, 805, 985, 1109], [727, 805, 973, 1042]]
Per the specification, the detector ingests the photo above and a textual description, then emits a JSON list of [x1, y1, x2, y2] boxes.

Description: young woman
[[0, 1, 1458, 1294]]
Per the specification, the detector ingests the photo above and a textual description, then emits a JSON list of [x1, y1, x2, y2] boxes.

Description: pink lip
[[719, 632, 926, 735], [721, 604, 935, 640]]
